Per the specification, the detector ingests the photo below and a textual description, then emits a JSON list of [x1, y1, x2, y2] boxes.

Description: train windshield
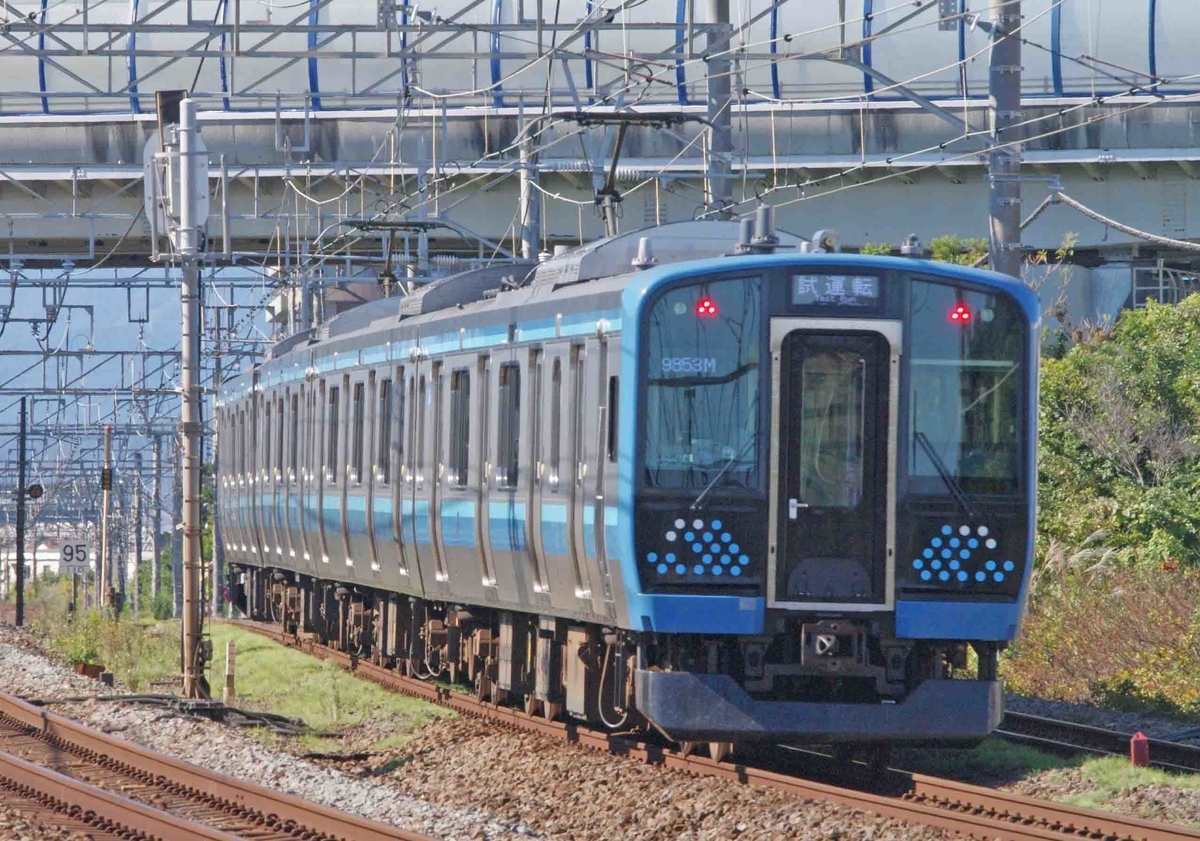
[[908, 278, 1024, 496], [642, 276, 763, 491]]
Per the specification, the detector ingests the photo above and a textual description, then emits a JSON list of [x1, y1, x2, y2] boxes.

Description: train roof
[[264, 220, 809, 361], [240, 222, 1037, 397]]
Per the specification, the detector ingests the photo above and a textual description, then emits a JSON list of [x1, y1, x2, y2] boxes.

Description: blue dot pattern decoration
[[647, 516, 752, 578], [911, 524, 1013, 587]]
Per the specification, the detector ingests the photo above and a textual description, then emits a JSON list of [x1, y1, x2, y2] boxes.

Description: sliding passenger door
[[566, 344, 593, 602], [526, 349, 551, 602], [343, 373, 369, 571], [534, 346, 583, 609], [486, 349, 529, 603]]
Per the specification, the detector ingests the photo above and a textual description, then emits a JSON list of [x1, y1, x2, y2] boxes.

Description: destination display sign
[[792, 274, 881, 307]]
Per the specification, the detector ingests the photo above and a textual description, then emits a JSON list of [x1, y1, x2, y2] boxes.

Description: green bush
[[1037, 296, 1200, 564], [1003, 567, 1200, 716], [928, 234, 987, 265], [858, 242, 893, 256]]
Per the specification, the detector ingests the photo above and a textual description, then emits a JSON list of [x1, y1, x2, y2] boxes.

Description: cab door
[[768, 319, 900, 610]]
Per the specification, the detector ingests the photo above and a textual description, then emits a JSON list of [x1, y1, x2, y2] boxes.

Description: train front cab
[[620, 254, 1039, 746]]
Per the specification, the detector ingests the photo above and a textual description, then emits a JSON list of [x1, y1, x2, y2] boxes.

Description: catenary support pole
[[179, 97, 207, 699], [705, 0, 733, 216], [100, 423, 113, 608], [134, 452, 143, 613], [518, 128, 540, 260], [172, 436, 183, 618], [212, 311, 224, 617], [988, 0, 1023, 278], [151, 435, 163, 607], [14, 396, 26, 627]]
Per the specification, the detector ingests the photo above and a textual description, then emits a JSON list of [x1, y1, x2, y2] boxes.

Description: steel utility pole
[[151, 435, 163, 606], [705, 0, 733, 216], [179, 97, 206, 699], [988, 0, 1023, 278], [14, 397, 27, 627], [518, 129, 540, 259], [171, 437, 183, 618], [133, 452, 143, 613], [99, 423, 113, 608], [211, 311, 223, 617]]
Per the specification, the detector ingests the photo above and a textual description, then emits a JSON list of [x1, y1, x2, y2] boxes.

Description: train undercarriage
[[231, 564, 1003, 761]]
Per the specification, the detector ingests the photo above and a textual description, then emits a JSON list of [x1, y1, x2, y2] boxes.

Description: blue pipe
[[1050, 0, 1063, 96], [308, 0, 322, 110], [127, 0, 141, 113], [491, 0, 504, 107], [675, 0, 689, 104], [219, 0, 230, 110], [400, 4, 411, 101], [862, 0, 873, 96], [769, 2, 779, 100], [1148, 0, 1158, 83], [37, 0, 47, 113], [584, 0, 594, 97], [958, 0, 967, 97]]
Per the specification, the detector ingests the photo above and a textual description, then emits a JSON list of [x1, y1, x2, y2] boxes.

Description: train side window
[[249, 405, 258, 474], [276, 398, 285, 477], [417, 376, 426, 483], [264, 402, 273, 475], [396, 372, 406, 474], [549, 358, 562, 491], [449, 369, 470, 488], [352, 382, 365, 485], [412, 376, 422, 482], [290, 393, 299, 480], [497, 363, 520, 488], [377, 379, 393, 485], [606, 376, 619, 463], [328, 386, 341, 483]]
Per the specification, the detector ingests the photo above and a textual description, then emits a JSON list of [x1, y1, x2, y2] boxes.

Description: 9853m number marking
[[661, 357, 718, 375]]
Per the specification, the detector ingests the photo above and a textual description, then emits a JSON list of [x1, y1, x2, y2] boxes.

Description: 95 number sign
[[59, 543, 92, 575]]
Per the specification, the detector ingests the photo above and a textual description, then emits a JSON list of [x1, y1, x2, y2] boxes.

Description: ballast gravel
[[0, 806, 89, 841], [347, 716, 953, 841], [0, 621, 956, 841], [0, 629, 539, 841]]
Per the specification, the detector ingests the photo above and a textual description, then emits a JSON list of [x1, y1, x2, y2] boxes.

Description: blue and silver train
[[216, 217, 1039, 753]]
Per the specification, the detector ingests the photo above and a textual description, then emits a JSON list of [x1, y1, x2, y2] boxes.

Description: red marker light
[[696, 297, 719, 317], [949, 304, 972, 323]]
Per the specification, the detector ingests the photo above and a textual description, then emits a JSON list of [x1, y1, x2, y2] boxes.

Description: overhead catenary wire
[[1051, 190, 1200, 254]]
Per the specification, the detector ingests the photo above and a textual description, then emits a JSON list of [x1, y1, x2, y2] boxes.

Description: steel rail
[[0, 748, 241, 841], [231, 619, 1200, 841], [998, 710, 1200, 774], [0, 687, 433, 841]]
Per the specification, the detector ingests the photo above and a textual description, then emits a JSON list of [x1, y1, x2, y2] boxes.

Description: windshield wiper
[[914, 431, 976, 518], [689, 437, 756, 511]]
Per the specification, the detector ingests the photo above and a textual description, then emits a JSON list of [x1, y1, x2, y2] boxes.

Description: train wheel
[[865, 746, 892, 771]]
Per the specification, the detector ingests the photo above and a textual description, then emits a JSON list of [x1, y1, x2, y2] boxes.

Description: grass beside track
[[899, 737, 1200, 818], [206, 622, 448, 752], [897, 737, 1071, 781]]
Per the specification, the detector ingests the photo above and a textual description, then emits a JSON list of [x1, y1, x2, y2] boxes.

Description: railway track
[[998, 711, 1200, 773], [0, 685, 432, 841], [0, 748, 241, 841], [231, 619, 1200, 841]]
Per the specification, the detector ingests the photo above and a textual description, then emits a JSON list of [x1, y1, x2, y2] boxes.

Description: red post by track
[[1130, 732, 1150, 767]]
